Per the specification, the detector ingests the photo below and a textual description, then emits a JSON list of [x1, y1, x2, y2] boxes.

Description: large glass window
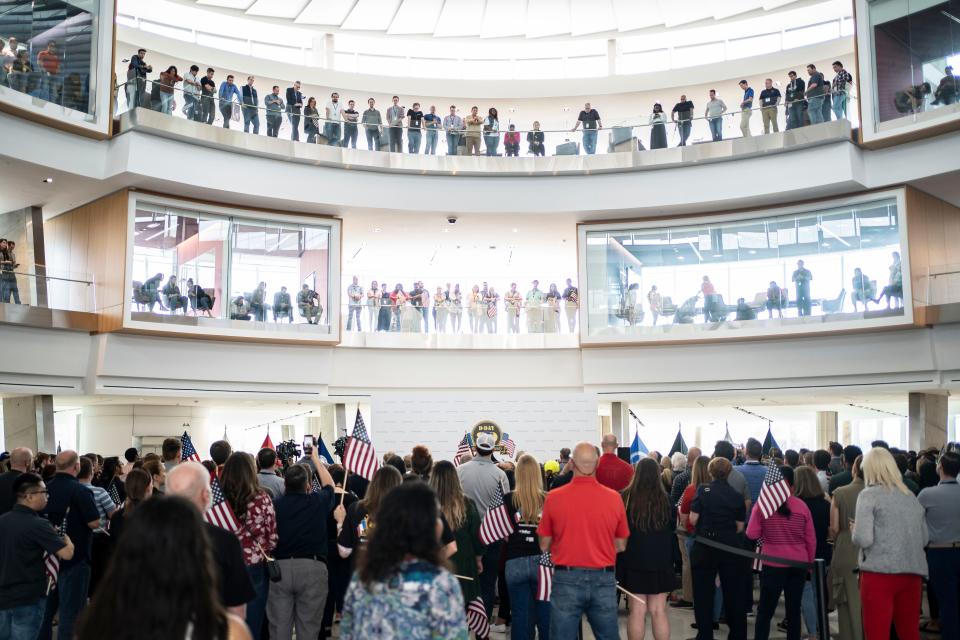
[[579, 194, 912, 343], [128, 197, 339, 340]]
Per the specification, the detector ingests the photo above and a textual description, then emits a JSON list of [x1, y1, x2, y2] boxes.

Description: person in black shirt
[[784, 71, 805, 130], [336, 465, 403, 566], [38, 452, 101, 640], [322, 465, 358, 639], [342, 99, 360, 149], [407, 102, 424, 154], [200, 68, 216, 125], [671, 95, 695, 146], [572, 102, 602, 154], [0, 446, 32, 515], [0, 473, 73, 640], [735, 298, 756, 321], [759, 78, 782, 134]]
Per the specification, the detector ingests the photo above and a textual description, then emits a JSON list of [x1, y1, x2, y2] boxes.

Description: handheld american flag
[[43, 507, 70, 590], [343, 410, 379, 481], [466, 597, 490, 638], [107, 481, 122, 507], [453, 432, 472, 466], [756, 462, 791, 519], [181, 431, 202, 462], [501, 434, 516, 458], [205, 473, 241, 533], [536, 550, 554, 601], [311, 471, 323, 494], [478, 484, 515, 545]]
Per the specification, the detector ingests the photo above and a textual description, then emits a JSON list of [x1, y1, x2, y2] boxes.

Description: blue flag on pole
[[630, 431, 648, 463], [317, 435, 334, 465]]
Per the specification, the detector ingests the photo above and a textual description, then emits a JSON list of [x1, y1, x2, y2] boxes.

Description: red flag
[[261, 434, 275, 450]]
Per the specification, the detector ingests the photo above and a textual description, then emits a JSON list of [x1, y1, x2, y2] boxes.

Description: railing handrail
[[6, 270, 95, 285]]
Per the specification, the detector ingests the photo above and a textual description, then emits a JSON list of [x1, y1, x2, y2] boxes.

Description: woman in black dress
[[650, 103, 668, 149], [619, 457, 676, 640], [376, 283, 392, 331]]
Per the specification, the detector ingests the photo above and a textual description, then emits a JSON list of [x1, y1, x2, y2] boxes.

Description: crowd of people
[[1, 430, 957, 640], [1, 37, 88, 112], [121, 47, 864, 156], [344, 277, 580, 334]]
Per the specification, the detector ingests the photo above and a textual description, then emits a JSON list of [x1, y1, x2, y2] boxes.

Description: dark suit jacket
[[241, 84, 258, 107], [285, 87, 303, 114]]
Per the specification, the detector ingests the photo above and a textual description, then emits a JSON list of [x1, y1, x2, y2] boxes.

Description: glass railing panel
[[1, 268, 96, 313]]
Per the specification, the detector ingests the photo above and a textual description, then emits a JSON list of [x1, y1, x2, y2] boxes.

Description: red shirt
[[37, 50, 60, 74], [596, 453, 633, 492], [537, 476, 629, 568], [679, 483, 698, 533]]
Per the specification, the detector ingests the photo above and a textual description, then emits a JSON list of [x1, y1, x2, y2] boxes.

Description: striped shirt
[[84, 483, 116, 532], [746, 495, 816, 567]]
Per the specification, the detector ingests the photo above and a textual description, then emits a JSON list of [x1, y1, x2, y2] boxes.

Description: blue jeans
[[246, 563, 268, 640], [505, 556, 551, 640], [832, 92, 848, 120], [583, 129, 598, 154], [184, 94, 200, 120], [550, 567, 619, 640], [484, 134, 499, 156], [0, 598, 46, 640], [708, 117, 723, 141], [408, 129, 422, 153], [243, 108, 260, 134], [325, 122, 341, 145], [159, 92, 174, 114], [446, 132, 460, 155], [39, 561, 91, 640], [821, 93, 832, 122], [801, 579, 817, 635], [425, 129, 439, 154], [347, 306, 362, 331], [679, 120, 692, 145], [807, 95, 826, 124], [787, 102, 804, 129]]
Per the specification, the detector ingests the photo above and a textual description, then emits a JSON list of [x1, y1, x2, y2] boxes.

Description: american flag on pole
[[501, 434, 516, 458], [466, 597, 490, 638], [107, 481, 122, 507], [536, 550, 554, 601], [43, 507, 70, 590], [453, 432, 472, 467], [181, 431, 202, 463], [479, 484, 515, 545], [343, 410, 379, 481], [204, 473, 241, 533], [752, 462, 791, 570]]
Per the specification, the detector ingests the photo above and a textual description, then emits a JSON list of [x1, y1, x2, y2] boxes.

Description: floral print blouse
[[237, 490, 278, 565], [340, 560, 468, 640]]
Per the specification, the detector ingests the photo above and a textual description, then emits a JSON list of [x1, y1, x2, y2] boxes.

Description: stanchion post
[[814, 558, 830, 640]]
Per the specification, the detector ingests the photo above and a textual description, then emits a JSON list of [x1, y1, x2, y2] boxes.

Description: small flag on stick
[[478, 485, 515, 545]]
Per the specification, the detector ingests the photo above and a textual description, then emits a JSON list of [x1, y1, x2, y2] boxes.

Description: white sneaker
[[488, 623, 507, 635]]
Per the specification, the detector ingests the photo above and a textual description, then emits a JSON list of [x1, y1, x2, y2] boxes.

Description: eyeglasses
[[28, 490, 49, 496]]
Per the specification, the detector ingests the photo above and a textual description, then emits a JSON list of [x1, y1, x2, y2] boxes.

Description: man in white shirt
[[705, 89, 728, 142], [442, 105, 463, 156], [181, 64, 201, 121], [324, 91, 342, 146]]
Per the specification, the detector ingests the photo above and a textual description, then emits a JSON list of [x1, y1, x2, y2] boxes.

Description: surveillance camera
[[447, 216, 458, 224]]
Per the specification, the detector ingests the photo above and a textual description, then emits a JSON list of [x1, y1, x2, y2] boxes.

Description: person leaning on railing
[[156, 66, 182, 115], [264, 85, 284, 138], [241, 76, 260, 135], [218, 74, 242, 130]]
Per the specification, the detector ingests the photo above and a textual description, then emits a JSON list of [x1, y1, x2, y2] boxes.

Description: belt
[[554, 565, 615, 572], [927, 542, 960, 549], [276, 554, 326, 562]]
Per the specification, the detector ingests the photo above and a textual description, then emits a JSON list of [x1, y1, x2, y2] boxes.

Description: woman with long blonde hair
[[852, 447, 928, 640], [501, 454, 549, 640]]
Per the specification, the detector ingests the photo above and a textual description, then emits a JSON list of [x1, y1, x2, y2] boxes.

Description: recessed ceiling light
[[41, 177, 53, 183], [512, 228, 518, 233], [373, 227, 382, 233]]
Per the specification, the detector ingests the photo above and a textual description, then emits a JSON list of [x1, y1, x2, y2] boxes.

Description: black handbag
[[252, 536, 281, 582]]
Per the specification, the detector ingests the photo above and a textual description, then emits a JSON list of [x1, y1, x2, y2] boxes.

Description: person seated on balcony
[[186, 278, 214, 317], [273, 286, 293, 322], [141, 273, 164, 311], [766, 281, 784, 319], [156, 66, 182, 115], [297, 285, 321, 325], [504, 124, 520, 157], [674, 294, 699, 324], [527, 121, 545, 157], [162, 276, 188, 314], [874, 251, 903, 310], [933, 66, 959, 106], [231, 295, 251, 320], [851, 268, 876, 312], [894, 82, 932, 115], [735, 298, 756, 321], [249, 282, 268, 322]]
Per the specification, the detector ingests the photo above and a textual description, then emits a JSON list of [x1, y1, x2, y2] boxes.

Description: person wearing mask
[[0, 447, 32, 515], [649, 103, 667, 149], [464, 105, 484, 156], [0, 473, 74, 640], [384, 95, 404, 152], [266, 453, 335, 640], [442, 105, 464, 155], [304, 97, 320, 144], [362, 97, 382, 151], [792, 466, 832, 640], [917, 451, 960, 640], [406, 101, 424, 153], [689, 456, 748, 640], [704, 90, 727, 142], [804, 64, 827, 125], [182, 64, 201, 121], [747, 466, 815, 640], [221, 452, 278, 640], [738, 80, 754, 137], [504, 123, 521, 156], [285, 81, 304, 141], [340, 482, 468, 639], [538, 442, 629, 640], [853, 447, 928, 640], [342, 98, 360, 149], [199, 67, 217, 125], [572, 102, 602, 154], [217, 74, 241, 129], [76, 496, 251, 640], [759, 78, 782, 133], [671, 94, 695, 146], [156, 65, 181, 115], [596, 434, 633, 492], [324, 91, 342, 146], [239, 76, 259, 134], [527, 121, 546, 156], [255, 448, 285, 499], [791, 260, 813, 317], [457, 432, 510, 618], [37, 452, 100, 640], [264, 85, 284, 138], [831, 61, 853, 120], [620, 458, 677, 640], [483, 107, 500, 156]]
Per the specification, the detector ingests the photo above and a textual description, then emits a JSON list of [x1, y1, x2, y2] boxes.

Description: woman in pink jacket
[[746, 465, 816, 640]]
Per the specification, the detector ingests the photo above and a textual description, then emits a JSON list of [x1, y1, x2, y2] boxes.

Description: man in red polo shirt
[[36, 41, 61, 104], [538, 441, 628, 640], [596, 434, 633, 491]]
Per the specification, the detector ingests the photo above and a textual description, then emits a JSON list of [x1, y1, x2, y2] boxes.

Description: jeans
[[0, 598, 46, 640], [479, 540, 503, 617], [184, 94, 200, 120], [347, 306, 362, 331], [266, 114, 282, 137], [832, 91, 848, 120], [407, 129, 422, 153], [708, 117, 723, 141], [289, 113, 301, 141], [678, 120, 692, 145], [159, 91, 174, 114], [821, 92, 832, 122], [754, 566, 805, 640], [425, 129, 439, 154], [39, 561, 91, 640], [787, 102, 804, 129], [582, 128, 598, 154], [388, 126, 403, 152], [220, 103, 234, 128], [342, 124, 358, 148], [800, 579, 818, 635], [484, 134, 499, 156], [550, 567, 619, 640], [420, 306, 429, 333], [246, 562, 269, 640], [807, 95, 826, 124], [796, 285, 811, 316], [365, 128, 380, 150], [446, 132, 460, 155], [325, 122, 341, 146], [505, 556, 551, 640], [201, 95, 216, 124], [505, 142, 519, 156], [928, 548, 960, 640], [243, 108, 260, 134]]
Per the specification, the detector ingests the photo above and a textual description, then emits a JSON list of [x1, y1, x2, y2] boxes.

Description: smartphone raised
[[302, 435, 314, 455]]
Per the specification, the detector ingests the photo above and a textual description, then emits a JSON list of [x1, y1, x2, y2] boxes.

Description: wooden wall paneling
[[905, 186, 960, 321]]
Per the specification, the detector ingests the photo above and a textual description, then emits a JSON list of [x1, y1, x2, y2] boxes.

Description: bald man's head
[[686, 447, 702, 466], [55, 451, 80, 475], [572, 441, 599, 476], [166, 461, 212, 514], [10, 447, 33, 472], [601, 434, 618, 453]]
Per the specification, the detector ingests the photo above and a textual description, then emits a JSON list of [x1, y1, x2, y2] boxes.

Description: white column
[[611, 401, 629, 447], [606, 38, 618, 76], [815, 411, 838, 450], [2, 395, 55, 452], [908, 392, 948, 450]]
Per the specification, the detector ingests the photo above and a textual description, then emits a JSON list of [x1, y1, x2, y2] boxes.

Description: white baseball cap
[[475, 432, 497, 453]]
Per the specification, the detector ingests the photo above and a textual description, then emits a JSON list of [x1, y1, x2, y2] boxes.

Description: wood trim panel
[[904, 185, 960, 325]]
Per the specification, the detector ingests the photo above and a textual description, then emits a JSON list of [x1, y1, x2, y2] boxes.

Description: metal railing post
[[814, 558, 831, 640]]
